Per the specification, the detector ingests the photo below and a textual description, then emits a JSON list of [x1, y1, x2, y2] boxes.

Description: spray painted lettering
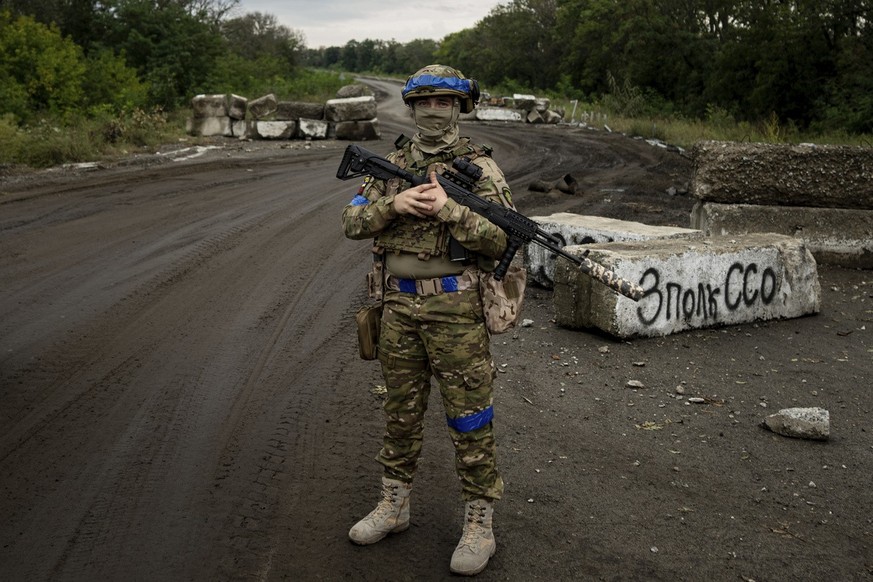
[[637, 262, 778, 326]]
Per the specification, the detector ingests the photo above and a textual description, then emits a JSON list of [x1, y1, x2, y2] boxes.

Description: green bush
[[0, 113, 23, 165], [83, 49, 149, 113], [0, 11, 86, 122]]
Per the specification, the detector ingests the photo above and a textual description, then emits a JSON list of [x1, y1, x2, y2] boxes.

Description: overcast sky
[[233, 1, 505, 48]]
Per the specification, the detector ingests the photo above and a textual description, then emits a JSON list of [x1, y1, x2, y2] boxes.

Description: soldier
[[341, 64, 515, 576]]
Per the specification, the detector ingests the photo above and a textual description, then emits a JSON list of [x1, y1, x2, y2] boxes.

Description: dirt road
[[1, 79, 871, 581]]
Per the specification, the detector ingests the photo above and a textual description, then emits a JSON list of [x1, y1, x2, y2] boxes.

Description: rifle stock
[[338, 144, 644, 302]]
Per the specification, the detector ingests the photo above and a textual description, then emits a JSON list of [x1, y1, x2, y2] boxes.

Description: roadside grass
[[548, 98, 873, 149], [0, 69, 350, 170]]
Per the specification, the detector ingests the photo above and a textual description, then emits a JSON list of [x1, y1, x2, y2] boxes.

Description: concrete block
[[275, 101, 324, 121], [691, 201, 873, 269], [526, 213, 700, 288], [252, 120, 296, 140], [297, 118, 329, 140], [553, 234, 820, 338], [191, 94, 228, 119], [324, 96, 377, 122], [513, 93, 537, 111], [336, 84, 374, 98], [248, 94, 278, 119], [186, 116, 233, 137], [228, 94, 247, 120], [535, 98, 551, 112], [692, 141, 873, 210], [476, 107, 523, 122], [543, 110, 563, 124], [334, 118, 380, 141], [526, 110, 544, 124], [231, 119, 249, 138]]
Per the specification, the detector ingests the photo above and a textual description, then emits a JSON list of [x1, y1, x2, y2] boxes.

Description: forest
[[1, 0, 871, 166]]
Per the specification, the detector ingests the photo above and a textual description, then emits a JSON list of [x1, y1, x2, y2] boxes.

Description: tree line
[[306, 0, 873, 135], [0, 0, 304, 125], [2, 0, 871, 135]]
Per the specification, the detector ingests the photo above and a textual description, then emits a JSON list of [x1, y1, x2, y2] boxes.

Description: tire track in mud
[[207, 219, 368, 579], [0, 190, 303, 579], [46, 367, 209, 580], [0, 215, 263, 462]]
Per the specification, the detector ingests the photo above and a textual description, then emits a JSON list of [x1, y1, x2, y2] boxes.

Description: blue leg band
[[447, 406, 494, 433]]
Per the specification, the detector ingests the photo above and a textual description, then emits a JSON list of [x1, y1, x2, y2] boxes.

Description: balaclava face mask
[[411, 99, 461, 154]]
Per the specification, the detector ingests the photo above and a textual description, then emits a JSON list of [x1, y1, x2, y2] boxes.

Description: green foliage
[[303, 38, 439, 75], [221, 11, 303, 69], [0, 116, 99, 167], [102, 0, 225, 108], [0, 10, 86, 121], [704, 104, 736, 130], [0, 107, 177, 168], [437, 0, 560, 90], [272, 68, 349, 101], [601, 72, 648, 117], [82, 48, 149, 113], [102, 107, 171, 148], [4, 0, 873, 170], [0, 10, 148, 124]]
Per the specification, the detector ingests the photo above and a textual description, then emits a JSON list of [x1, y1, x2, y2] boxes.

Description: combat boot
[[348, 477, 412, 545], [450, 499, 496, 576]]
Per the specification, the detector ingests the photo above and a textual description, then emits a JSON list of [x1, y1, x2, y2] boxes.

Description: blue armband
[[446, 406, 494, 433]]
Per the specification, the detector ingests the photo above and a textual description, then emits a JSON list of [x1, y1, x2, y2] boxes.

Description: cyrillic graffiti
[[637, 262, 778, 326]]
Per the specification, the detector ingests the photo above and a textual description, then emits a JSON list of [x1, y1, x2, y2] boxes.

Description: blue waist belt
[[447, 406, 494, 433], [386, 273, 474, 296]]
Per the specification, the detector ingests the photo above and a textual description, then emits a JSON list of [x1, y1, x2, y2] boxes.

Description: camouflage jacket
[[341, 137, 514, 262]]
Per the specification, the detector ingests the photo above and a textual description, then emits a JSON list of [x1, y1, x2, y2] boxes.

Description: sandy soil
[[1, 78, 871, 581]]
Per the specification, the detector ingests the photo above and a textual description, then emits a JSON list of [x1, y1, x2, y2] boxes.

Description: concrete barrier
[[298, 118, 328, 140], [248, 94, 278, 119], [334, 118, 380, 141], [276, 101, 324, 121], [692, 141, 873, 210], [227, 94, 247, 120], [692, 201, 873, 269], [186, 116, 232, 137], [526, 213, 700, 287], [325, 96, 377, 123], [252, 120, 296, 140], [191, 94, 228, 118], [189, 90, 380, 141], [476, 107, 523, 122], [553, 233, 820, 338]]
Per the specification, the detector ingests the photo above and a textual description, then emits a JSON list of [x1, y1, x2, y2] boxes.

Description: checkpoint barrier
[[525, 213, 700, 288], [553, 233, 821, 338], [691, 141, 873, 267]]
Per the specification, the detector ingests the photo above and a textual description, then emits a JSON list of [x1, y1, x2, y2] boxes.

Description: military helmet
[[401, 64, 480, 113]]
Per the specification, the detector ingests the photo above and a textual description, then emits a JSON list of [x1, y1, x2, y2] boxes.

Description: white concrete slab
[[553, 233, 820, 338], [526, 213, 700, 287]]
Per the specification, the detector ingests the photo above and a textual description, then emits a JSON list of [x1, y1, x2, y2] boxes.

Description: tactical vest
[[375, 137, 491, 259]]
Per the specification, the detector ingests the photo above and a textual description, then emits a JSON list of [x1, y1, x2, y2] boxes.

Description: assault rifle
[[337, 144, 644, 301]]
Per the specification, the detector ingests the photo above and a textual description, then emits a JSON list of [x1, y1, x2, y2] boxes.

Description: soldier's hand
[[394, 181, 437, 218], [424, 172, 448, 215]]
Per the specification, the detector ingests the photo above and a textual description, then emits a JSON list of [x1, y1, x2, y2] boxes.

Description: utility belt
[[385, 270, 477, 296]]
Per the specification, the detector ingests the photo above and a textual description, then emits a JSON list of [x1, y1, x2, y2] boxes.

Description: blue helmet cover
[[402, 74, 473, 99]]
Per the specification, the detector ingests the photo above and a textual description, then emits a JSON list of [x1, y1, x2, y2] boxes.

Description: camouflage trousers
[[376, 286, 503, 501]]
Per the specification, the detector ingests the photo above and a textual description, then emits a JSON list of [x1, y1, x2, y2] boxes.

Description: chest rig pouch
[[375, 137, 489, 261]]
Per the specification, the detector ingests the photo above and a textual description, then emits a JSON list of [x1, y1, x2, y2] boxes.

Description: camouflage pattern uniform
[[342, 137, 513, 501]]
